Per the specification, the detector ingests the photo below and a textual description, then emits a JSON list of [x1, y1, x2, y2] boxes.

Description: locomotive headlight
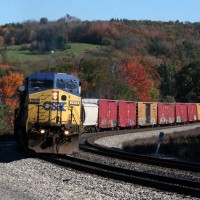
[[39, 129, 45, 134], [64, 130, 70, 136], [52, 92, 58, 100]]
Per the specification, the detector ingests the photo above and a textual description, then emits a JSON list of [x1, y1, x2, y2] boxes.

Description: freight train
[[82, 99, 200, 132], [14, 72, 200, 155], [14, 73, 82, 154]]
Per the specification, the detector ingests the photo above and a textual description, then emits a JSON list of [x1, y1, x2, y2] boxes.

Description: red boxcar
[[187, 103, 197, 122], [98, 99, 117, 129], [175, 103, 188, 123], [158, 103, 175, 125], [118, 101, 136, 128]]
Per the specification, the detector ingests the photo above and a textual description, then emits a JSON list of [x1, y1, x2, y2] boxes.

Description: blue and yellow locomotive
[[14, 73, 82, 154]]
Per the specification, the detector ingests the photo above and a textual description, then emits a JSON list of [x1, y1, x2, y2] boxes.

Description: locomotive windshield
[[28, 73, 80, 95], [56, 79, 79, 94], [29, 78, 54, 91]]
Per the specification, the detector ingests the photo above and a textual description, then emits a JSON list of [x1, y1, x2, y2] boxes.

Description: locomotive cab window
[[56, 79, 79, 95], [29, 78, 54, 91]]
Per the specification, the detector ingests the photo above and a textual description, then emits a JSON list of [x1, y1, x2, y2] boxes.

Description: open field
[[5, 43, 100, 75]]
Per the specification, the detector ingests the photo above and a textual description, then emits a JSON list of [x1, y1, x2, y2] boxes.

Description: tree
[[40, 17, 48, 25], [31, 24, 68, 52], [0, 71, 24, 129], [176, 61, 200, 102], [149, 39, 170, 57], [78, 58, 111, 98], [158, 64, 172, 97], [0, 102, 9, 134], [0, 36, 4, 46], [0, 71, 24, 109], [73, 58, 132, 99], [14, 20, 38, 44], [134, 55, 161, 101], [111, 79, 134, 100], [0, 47, 8, 64], [121, 61, 152, 101]]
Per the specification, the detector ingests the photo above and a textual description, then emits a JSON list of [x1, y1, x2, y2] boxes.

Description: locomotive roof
[[28, 73, 79, 81]]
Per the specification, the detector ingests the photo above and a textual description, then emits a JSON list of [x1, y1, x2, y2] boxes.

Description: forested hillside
[[1, 15, 200, 105]]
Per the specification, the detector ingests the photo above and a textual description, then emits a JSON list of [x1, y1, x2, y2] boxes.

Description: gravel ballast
[[1, 125, 200, 200]]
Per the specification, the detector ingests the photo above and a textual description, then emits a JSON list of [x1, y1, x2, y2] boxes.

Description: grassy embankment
[[122, 128, 200, 163], [5, 43, 100, 75]]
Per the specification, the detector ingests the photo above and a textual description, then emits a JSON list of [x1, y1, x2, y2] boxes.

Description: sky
[[0, 0, 200, 25]]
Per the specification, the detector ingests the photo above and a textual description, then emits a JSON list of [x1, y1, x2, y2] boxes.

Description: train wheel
[[91, 127, 96, 133], [96, 128, 100, 132], [115, 126, 120, 131], [89, 128, 92, 133]]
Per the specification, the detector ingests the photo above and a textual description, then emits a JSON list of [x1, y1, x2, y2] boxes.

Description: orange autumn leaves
[[121, 61, 157, 101], [0, 70, 24, 110]]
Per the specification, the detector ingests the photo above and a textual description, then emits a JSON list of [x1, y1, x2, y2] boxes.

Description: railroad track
[[36, 153, 200, 198], [19, 124, 200, 197], [79, 136, 200, 172]]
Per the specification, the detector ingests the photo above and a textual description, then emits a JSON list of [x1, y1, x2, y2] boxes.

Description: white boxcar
[[82, 98, 99, 104], [82, 103, 99, 132]]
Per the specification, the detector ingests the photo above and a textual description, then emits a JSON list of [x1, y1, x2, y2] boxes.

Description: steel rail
[[37, 153, 200, 198], [80, 136, 200, 172]]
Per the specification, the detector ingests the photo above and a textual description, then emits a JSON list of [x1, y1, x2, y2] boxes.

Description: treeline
[[1, 17, 200, 63], [1, 15, 200, 104]]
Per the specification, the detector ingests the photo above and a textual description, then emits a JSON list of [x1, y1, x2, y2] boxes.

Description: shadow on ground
[[0, 134, 28, 163]]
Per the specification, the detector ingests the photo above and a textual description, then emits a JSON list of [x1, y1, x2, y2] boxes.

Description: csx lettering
[[43, 102, 66, 111]]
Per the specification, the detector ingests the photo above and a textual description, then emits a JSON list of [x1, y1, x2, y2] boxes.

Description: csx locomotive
[[14, 73, 82, 154]]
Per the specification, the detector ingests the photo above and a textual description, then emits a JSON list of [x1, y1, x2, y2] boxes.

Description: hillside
[[5, 43, 101, 75], [1, 18, 200, 101]]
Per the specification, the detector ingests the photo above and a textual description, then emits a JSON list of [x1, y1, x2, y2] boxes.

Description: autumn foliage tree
[[0, 71, 24, 110], [121, 61, 152, 101], [0, 103, 9, 134], [0, 70, 24, 131], [134, 55, 160, 100]]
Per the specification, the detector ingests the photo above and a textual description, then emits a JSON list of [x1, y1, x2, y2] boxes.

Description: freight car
[[197, 103, 200, 121], [118, 101, 136, 128], [157, 103, 175, 125], [187, 103, 197, 122], [82, 102, 98, 132], [14, 73, 82, 154], [137, 102, 157, 126], [82, 99, 199, 132], [175, 103, 188, 123], [82, 99, 118, 132], [82, 99, 137, 131]]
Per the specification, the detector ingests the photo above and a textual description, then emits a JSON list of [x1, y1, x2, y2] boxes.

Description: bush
[[0, 103, 10, 135], [122, 128, 200, 162], [19, 44, 30, 51]]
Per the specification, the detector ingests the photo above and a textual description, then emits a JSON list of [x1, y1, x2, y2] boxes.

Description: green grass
[[5, 43, 100, 75], [6, 43, 100, 61], [65, 43, 100, 55]]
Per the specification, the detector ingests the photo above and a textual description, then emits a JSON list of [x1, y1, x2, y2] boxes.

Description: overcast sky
[[0, 0, 200, 25]]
